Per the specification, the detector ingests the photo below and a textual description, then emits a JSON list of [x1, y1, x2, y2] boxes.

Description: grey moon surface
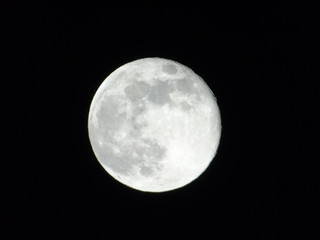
[[88, 57, 221, 192]]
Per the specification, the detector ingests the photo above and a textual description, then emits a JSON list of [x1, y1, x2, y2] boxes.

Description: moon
[[88, 57, 221, 192]]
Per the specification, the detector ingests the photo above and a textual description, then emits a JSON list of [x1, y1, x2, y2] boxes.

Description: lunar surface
[[88, 57, 221, 192]]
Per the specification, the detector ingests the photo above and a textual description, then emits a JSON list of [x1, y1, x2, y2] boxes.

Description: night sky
[[4, 1, 317, 239]]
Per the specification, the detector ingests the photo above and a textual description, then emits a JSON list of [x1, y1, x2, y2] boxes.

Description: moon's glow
[[88, 58, 221, 192]]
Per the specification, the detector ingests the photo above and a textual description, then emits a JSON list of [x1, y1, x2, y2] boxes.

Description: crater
[[162, 64, 177, 75], [125, 81, 149, 101], [137, 139, 166, 176], [129, 119, 146, 138], [179, 101, 192, 111], [94, 138, 166, 176], [148, 80, 174, 105], [141, 139, 166, 161], [96, 96, 127, 137], [95, 142, 140, 176], [175, 78, 194, 94], [91, 105, 167, 177]]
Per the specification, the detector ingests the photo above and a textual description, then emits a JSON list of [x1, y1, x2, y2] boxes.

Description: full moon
[[88, 57, 221, 192]]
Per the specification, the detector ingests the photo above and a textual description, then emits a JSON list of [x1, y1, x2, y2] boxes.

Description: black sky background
[[3, 1, 318, 239]]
